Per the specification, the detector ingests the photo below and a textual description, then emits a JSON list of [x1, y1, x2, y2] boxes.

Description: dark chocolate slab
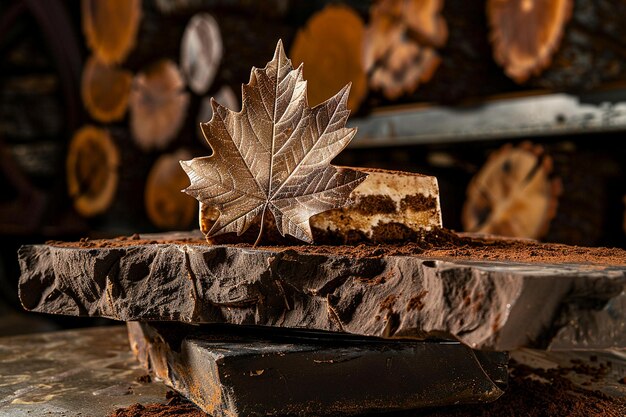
[[18, 234, 626, 350], [127, 322, 508, 416]]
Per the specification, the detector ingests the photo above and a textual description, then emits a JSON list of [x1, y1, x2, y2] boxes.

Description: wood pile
[[64, 0, 300, 231], [3, 0, 626, 245]]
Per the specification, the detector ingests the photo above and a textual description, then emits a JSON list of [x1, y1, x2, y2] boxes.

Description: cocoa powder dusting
[[51, 228, 626, 266], [420, 361, 626, 417], [109, 391, 206, 417]]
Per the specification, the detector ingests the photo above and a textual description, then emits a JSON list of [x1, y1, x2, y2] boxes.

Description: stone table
[[0, 326, 167, 417], [0, 326, 624, 416]]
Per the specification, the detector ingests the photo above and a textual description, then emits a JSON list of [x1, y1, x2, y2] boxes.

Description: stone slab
[[18, 234, 626, 350], [127, 322, 508, 416]]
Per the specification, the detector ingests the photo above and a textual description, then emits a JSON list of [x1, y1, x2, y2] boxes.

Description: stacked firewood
[[70, 0, 294, 231], [5, 0, 626, 240]]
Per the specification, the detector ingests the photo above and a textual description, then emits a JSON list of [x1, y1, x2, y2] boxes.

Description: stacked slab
[[17, 172, 626, 416]]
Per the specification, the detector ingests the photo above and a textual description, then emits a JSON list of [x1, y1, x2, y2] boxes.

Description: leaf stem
[[253, 205, 267, 247]]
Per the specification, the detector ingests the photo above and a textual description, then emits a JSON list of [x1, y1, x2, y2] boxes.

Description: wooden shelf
[[349, 88, 626, 148]]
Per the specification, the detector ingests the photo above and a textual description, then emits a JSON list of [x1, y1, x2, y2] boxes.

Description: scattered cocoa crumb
[[379, 294, 397, 311], [108, 391, 205, 417], [165, 390, 184, 405], [136, 374, 151, 383], [406, 291, 428, 312], [418, 360, 626, 417], [108, 402, 205, 417], [49, 228, 626, 266], [619, 377, 626, 385]]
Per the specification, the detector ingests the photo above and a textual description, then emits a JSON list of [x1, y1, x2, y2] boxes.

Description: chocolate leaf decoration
[[181, 40, 367, 244]]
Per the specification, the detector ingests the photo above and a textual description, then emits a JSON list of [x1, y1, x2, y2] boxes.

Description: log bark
[[290, 5, 368, 111], [129, 59, 190, 152], [81, 55, 132, 123], [18, 233, 626, 351], [145, 149, 197, 230], [81, 0, 142, 65], [0, 75, 63, 140], [66, 126, 120, 217]]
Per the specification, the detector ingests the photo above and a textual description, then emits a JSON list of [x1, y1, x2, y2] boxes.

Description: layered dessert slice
[[200, 167, 443, 244]]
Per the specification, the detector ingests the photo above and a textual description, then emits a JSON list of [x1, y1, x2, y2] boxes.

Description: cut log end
[[82, 0, 142, 65], [180, 13, 223, 95], [81, 55, 132, 122], [145, 149, 197, 230], [66, 126, 120, 217], [370, 43, 441, 100], [404, 0, 448, 47], [363, 0, 447, 100], [487, 0, 573, 83], [290, 5, 368, 112], [462, 142, 561, 240], [130, 59, 190, 152]]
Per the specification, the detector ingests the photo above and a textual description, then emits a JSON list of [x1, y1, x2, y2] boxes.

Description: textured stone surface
[[18, 236, 626, 350], [127, 322, 507, 417], [0, 327, 168, 417]]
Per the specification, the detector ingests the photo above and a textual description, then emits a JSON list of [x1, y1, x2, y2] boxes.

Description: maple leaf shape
[[180, 40, 367, 244]]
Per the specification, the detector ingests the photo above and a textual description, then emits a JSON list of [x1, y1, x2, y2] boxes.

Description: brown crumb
[[136, 374, 151, 383], [419, 360, 626, 417], [353, 195, 396, 215], [379, 294, 397, 311], [406, 291, 428, 312], [400, 194, 437, 211], [49, 227, 626, 266], [108, 391, 206, 417]]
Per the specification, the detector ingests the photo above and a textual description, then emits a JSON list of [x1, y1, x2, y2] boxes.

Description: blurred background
[[1, 0, 625, 336]]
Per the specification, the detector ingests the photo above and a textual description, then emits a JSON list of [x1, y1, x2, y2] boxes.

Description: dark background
[[1, 0, 625, 336]]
